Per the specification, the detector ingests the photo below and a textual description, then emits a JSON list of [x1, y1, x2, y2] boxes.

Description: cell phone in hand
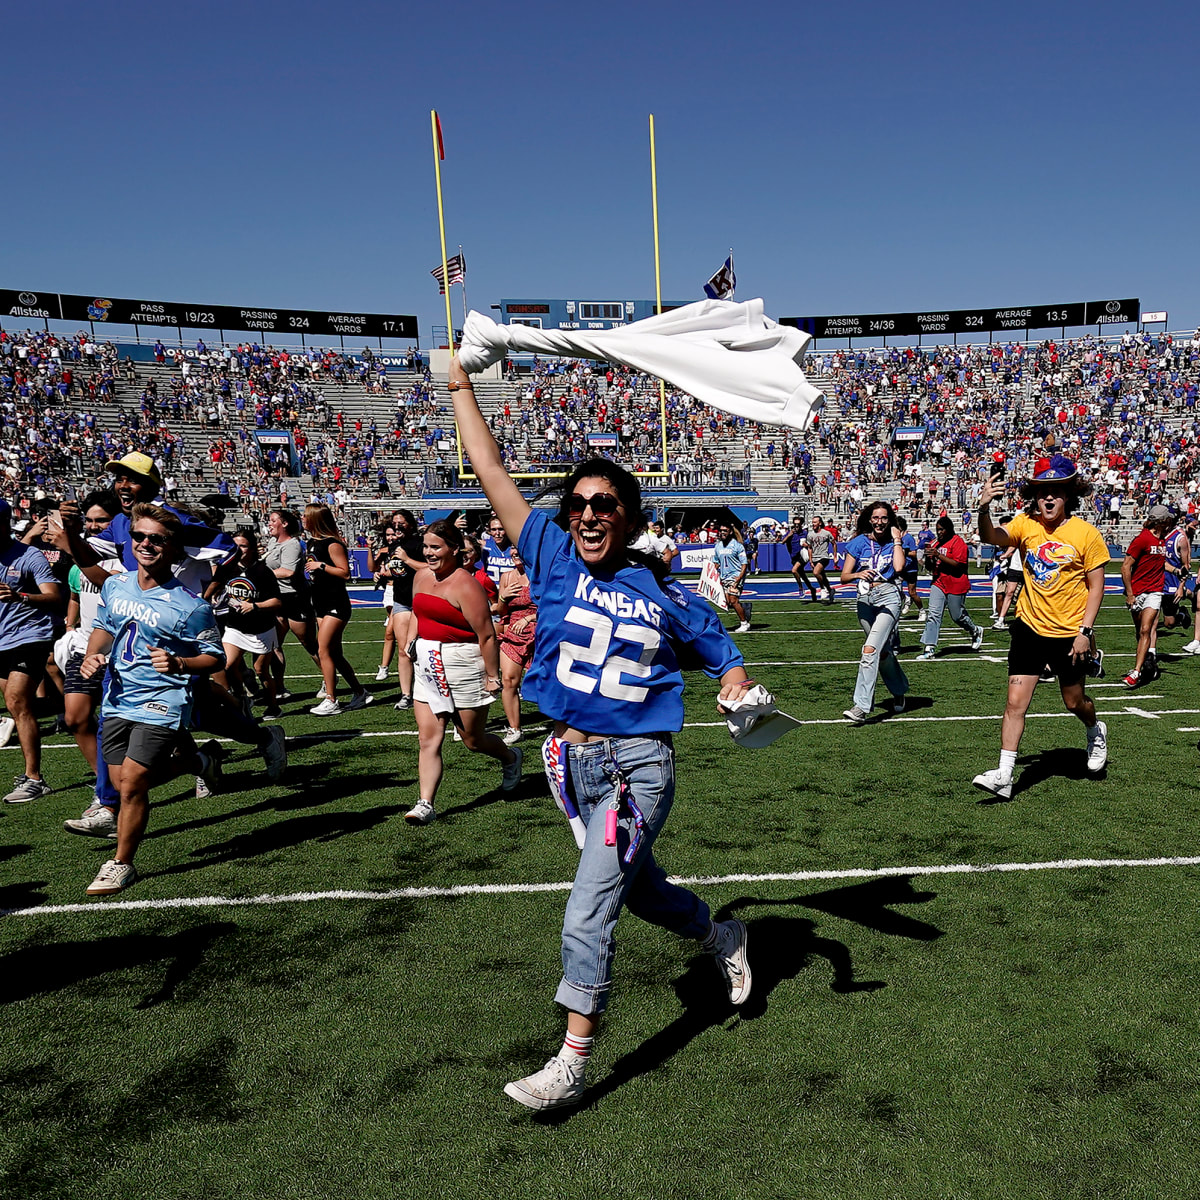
[[989, 462, 1006, 481]]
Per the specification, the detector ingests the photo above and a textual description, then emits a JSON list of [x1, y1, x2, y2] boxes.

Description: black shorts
[[1007, 618, 1086, 686], [313, 597, 352, 622], [1004, 569, 1024, 586], [280, 591, 315, 623], [64, 652, 103, 698], [101, 715, 185, 768], [0, 639, 53, 682]]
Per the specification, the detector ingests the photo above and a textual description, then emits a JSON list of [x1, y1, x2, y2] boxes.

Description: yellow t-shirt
[[1008, 513, 1109, 637]]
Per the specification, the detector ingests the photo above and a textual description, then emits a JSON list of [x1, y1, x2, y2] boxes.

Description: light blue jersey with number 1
[[94, 572, 224, 730], [517, 509, 742, 736]]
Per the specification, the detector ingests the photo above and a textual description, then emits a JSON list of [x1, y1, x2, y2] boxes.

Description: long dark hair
[[854, 501, 899, 539]]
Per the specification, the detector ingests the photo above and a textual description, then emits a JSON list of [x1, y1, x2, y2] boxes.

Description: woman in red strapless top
[[404, 519, 520, 826]]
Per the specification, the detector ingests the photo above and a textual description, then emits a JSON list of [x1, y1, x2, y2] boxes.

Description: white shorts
[[1132, 592, 1163, 613], [412, 638, 494, 713], [223, 625, 281, 656]]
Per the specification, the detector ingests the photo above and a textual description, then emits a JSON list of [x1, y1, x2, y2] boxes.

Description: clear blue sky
[[4, 0, 1197, 343]]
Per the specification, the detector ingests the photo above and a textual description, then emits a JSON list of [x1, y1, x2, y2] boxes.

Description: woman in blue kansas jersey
[[446, 357, 755, 1113], [79, 504, 224, 897], [839, 500, 910, 724]]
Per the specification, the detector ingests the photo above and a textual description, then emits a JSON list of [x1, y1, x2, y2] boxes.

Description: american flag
[[430, 253, 466, 294], [703, 255, 736, 301]]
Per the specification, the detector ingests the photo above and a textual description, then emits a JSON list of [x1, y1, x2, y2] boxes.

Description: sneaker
[[64, 801, 118, 839], [277, 689, 294, 702], [374, 666, 389, 682], [310, 698, 343, 716], [972, 768, 1013, 801], [971, 628, 985, 651], [889, 695, 906, 714], [502, 726, 522, 746], [1086, 720, 1108, 772], [735, 622, 751, 633], [196, 740, 223, 798], [843, 706, 868, 725], [1181, 640, 1200, 655], [1122, 670, 1140, 689], [261, 705, 283, 720], [316, 683, 327, 701], [404, 799, 435, 825], [393, 694, 413, 711], [501, 745, 524, 793], [1086, 648, 1105, 680], [262, 725, 287, 781], [3, 775, 50, 804], [1144, 659, 1161, 683], [917, 646, 937, 660], [86, 859, 139, 896], [711, 918, 752, 1005], [345, 691, 375, 711], [992, 619, 1007, 631], [1038, 664, 1056, 684], [0, 716, 14, 748], [901, 601, 912, 616], [504, 1056, 586, 1112]]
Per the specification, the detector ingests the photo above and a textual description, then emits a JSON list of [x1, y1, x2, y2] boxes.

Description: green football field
[[2, 592, 1199, 1200]]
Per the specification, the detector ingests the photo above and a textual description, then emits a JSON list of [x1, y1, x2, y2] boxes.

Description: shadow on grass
[[977, 747, 1104, 804], [540, 891, 921, 1122], [0, 843, 32, 864], [438, 771, 549, 820], [0, 880, 50, 913], [0, 921, 235, 1008]]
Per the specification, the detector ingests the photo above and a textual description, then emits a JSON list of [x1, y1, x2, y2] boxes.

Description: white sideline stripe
[[8, 855, 1200, 919], [10, 706, 1200, 754]]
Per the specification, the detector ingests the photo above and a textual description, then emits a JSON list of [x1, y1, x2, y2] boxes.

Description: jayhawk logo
[[1024, 540, 1075, 585], [87, 298, 114, 322]]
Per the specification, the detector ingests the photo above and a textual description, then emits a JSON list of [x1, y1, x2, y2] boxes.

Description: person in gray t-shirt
[[805, 516, 836, 605]]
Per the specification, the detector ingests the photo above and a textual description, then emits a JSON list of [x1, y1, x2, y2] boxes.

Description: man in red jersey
[[1121, 505, 1172, 688]]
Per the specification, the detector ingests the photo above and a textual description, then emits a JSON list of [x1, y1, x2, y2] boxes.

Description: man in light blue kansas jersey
[[712, 523, 751, 633], [81, 504, 224, 897]]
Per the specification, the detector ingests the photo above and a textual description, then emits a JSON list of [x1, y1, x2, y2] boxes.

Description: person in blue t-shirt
[[713, 523, 751, 632], [447, 356, 755, 1113], [483, 515, 516, 585], [80, 503, 224, 897], [895, 516, 924, 620], [839, 500, 910, 724]]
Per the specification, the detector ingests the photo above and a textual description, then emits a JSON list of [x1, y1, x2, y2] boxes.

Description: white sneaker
[[972, 768, 1013, 801], [345, 691, 375, 711], [711, 918, 752, 1005], [316, 683, 327, 700], [3, 775, 51, 804], [504, 1056, 586, 1111], [971, 628, 985, 651], [501, 745, 524, 793], [64, 801, 118, 838], [992, 619, 1006, 631], [0, 716, 14, 748], [404, 799, 435, 825], [502, 727, 522, 746], [917, 646, 936, 661], [86, 859, 139, 896], [843, 706, 868, 725], [374, 666, 389, 682], [901, 601, 912, 616], [1182, 640, 1200, 655], [735, 621, 751, 633], [309, 698, 343, 716], [1086, 720, 1108, 772]]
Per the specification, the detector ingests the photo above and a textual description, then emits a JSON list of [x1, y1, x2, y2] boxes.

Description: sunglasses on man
[[130, 530, 170, 547]]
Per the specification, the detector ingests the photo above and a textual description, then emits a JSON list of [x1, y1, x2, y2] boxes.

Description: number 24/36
[[556, 605, 660, 702]]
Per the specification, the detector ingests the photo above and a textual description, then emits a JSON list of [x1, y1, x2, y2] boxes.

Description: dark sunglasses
[[130, 530, 169, 547], [567, 492, 621, 518]]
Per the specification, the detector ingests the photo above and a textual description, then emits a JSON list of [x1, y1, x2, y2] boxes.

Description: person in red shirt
[[917, 517, 984, 659], [1121, 506, 1172, 687]]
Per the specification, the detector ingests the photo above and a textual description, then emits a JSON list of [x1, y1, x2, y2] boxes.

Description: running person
[[713, 523, 751, 632], [973, 455, 1108, 801], [263, 507, 319, 702], [80, 504, 225, 896], [806, 515, 836, 604], [304, 503, 373, 715], [384, 509, 423, 710], [402, 519, 521, 826], [1120, 506, 1171, 688], [786, 519, 818, 601], [1161, 515, 1192, 633], [368, 519, 402, 682], [839, 501, 910, 724], [916, 516, 984, 660], [496, 545, 536, 746], [447, 357, 754, 1112], [897, 516, 923, 618]]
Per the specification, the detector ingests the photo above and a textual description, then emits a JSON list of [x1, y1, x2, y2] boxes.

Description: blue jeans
[[853, 584, 909, 712], [556, 735, 710, 1016], [920, 585, 980, 648]]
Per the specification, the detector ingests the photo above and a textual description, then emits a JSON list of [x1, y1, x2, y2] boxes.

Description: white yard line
[[7, 855, 1200, 919]]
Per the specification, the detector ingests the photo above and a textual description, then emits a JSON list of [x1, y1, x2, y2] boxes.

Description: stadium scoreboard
[[782, 298, 1139, 339], [1, 288, 417, 339]]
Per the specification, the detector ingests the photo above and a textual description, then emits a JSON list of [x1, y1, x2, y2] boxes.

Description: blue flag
[[703, 255, 736, 300]]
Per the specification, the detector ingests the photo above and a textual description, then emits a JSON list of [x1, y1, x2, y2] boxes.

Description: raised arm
[[448, 358, 530, 545], [977, 475, 1012, 547]]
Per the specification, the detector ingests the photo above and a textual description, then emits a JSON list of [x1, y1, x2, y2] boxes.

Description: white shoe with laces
[[403, 799, 435, 825], [309, 698, 343, 716], [1086, 720, 1108, 772], [1182, 640, 1200, 655], [502, 727, 522, 746], [374, 667, 389, 682], [711, 918, 752, 1005], [972, 768, 1013, 801], [735, 621, 751, 633], [0, 716, 14, 748], [64, 801, 118, 839], [971, 628, 985, 651], [504, 1056, 586, 1111]]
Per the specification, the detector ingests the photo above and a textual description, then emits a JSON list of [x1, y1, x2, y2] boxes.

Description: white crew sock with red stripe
[[559, 1032, 593, 1068]]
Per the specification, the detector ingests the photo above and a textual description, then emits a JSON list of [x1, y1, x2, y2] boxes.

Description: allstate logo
[[87, 298, 113, 322], [18, 292, 37, 306], [1105, 300, 1121, 314]]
